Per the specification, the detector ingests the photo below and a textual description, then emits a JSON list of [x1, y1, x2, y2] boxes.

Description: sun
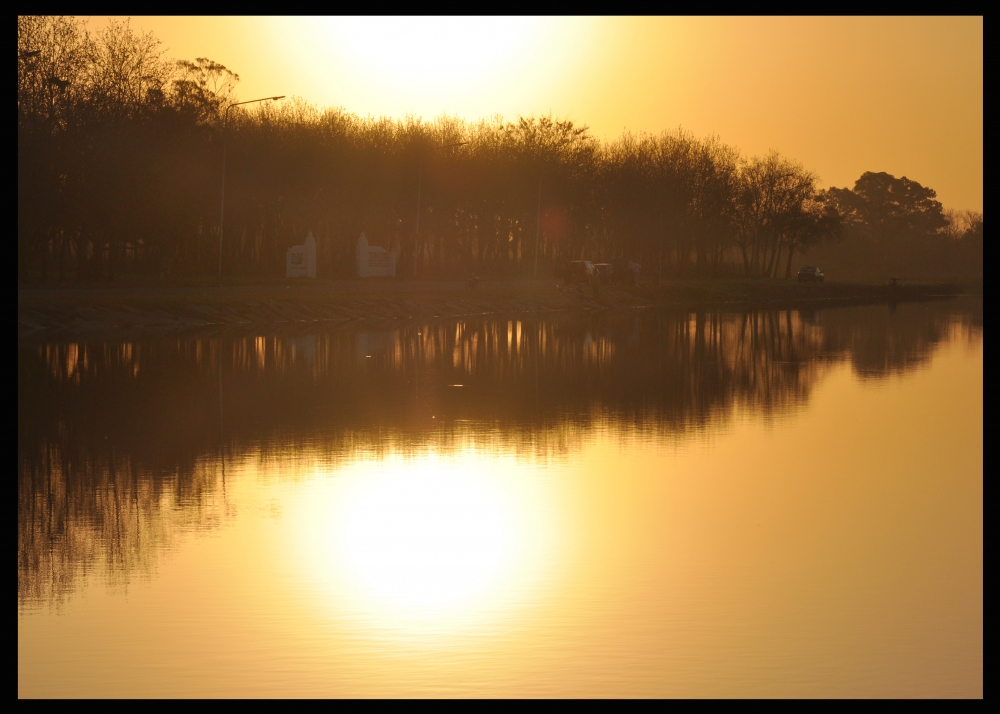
[[326, 17, 544, 90]]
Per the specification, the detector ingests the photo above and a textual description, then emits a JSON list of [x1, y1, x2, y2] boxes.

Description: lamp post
[[534, 173, 542, 278], [414, 141, 467, 277], [218, 95, 284, 278]]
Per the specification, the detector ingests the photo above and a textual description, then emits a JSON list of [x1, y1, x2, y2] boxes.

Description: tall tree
[[827, 171, 947, 271]]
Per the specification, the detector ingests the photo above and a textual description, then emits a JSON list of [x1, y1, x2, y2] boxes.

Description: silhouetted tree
[[827, 171, 948, 272], [780, 189, 842, 278]]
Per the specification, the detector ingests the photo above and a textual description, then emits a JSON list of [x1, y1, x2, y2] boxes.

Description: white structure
[[356, 232, 396, 278], [627, 260, 641, 286], [286, 231, 317, 278]]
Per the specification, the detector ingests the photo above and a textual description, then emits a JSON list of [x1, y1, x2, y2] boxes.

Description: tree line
[[18, 16, 982, 283]]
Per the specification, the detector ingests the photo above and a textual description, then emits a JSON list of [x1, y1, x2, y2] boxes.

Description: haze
[[81, 16, 982, 212]]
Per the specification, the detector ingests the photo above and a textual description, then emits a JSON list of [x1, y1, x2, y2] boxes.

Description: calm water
[[18, 299, 982, 697]]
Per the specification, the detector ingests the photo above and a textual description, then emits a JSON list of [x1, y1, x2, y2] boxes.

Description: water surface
[[18, 299, 983, 697]]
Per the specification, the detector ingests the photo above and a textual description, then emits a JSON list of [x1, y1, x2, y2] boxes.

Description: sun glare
[[292, 451, 558, 637], [327, 17, 540, 88], [280, 17, 592, 120]]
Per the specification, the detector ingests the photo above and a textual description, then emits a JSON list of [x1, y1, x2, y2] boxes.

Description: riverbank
[[18, 278, 965, 337]]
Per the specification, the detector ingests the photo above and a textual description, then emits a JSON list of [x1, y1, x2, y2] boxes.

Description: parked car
[[797, 266, 825, 282], [593, 258, 637, 285], [564, 260, 599, 285], [609, 257, 629, 283], [593, 263, 614, 284]]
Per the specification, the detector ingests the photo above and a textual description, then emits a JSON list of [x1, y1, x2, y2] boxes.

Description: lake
[[18, 298, 983, 697]]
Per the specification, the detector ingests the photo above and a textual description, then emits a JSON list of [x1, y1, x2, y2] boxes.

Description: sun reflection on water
[[291, 451, 559, 640]]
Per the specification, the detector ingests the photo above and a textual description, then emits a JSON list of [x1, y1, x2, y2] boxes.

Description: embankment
[[18, 278, 962, 337]]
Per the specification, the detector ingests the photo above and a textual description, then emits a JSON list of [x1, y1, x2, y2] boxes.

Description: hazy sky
[[85, 16, 983, 211]]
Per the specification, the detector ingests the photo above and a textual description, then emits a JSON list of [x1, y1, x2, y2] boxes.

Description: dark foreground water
[[18, 298, 982, 697]]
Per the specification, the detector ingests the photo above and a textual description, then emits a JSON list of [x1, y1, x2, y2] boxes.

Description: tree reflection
[[17, 298, 981, 607]]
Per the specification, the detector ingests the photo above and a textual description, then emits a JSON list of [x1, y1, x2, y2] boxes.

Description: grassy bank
[[18, 278, 965, 337]]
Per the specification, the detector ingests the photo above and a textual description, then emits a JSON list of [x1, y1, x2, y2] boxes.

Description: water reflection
[[291, 453, 558, 641], [18, 299, 981, 610]]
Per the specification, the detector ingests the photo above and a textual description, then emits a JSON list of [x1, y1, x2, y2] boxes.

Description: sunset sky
[[85, 16, 982, 211]]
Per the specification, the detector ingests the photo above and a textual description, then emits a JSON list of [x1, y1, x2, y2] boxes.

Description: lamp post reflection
[[219, 338, 226, 497]]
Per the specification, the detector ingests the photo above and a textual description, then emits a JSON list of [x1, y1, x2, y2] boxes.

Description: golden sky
[[85, 16, 983, 211]]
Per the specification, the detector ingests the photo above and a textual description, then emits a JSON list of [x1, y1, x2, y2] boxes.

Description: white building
[[286, 231, 317, 278], [356, 232, 396, 278]]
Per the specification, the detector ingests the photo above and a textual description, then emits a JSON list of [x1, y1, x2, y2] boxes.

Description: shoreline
[[18, 278, 968, 338]]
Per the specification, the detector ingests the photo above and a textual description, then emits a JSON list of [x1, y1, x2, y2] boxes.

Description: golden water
[[18, 300, 982, 697]]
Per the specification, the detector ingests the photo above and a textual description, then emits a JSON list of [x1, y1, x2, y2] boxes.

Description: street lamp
[[414, 141, 467, 277], [218, 95, 284, 278], [534, 173, 542, 278]]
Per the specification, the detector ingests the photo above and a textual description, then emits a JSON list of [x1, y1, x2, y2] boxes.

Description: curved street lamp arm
[[218, 95, 285, 278]]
